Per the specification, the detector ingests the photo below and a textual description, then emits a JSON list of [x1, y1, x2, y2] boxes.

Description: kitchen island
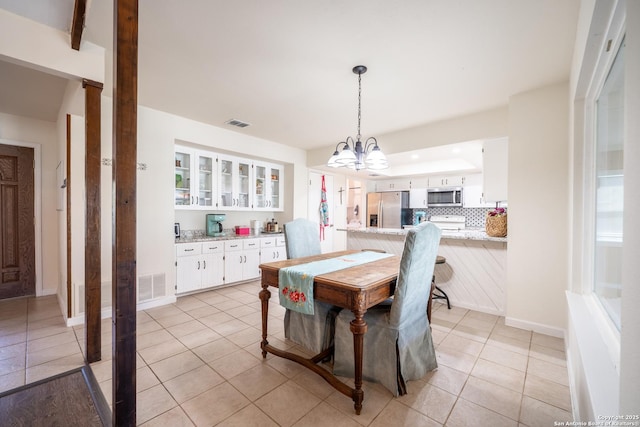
[[340, 227, 507, 315]]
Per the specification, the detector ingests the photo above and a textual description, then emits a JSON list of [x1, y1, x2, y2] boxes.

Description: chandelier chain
[[357, 72, 362, 140]]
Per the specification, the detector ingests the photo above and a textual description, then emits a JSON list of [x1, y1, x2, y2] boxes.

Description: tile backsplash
[[411, 207, 494, 228]]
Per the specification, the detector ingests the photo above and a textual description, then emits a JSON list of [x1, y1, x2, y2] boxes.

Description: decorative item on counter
[[251, 220, 262, 235], [264, 218, 279, 233], [235, 226, 250, 235], [485, 207, 507, 237]]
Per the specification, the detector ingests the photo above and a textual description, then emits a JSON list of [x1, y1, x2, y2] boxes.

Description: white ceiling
[[0, 0, 580, 166]]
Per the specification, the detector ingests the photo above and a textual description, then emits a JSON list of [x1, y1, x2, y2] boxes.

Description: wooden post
[[71, 0, 87, 50], [83, 79, 103, 363], [112, 1, 138, 425]]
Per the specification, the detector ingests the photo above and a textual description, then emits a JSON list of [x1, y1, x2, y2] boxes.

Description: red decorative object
[[235, 226, 250, 235]]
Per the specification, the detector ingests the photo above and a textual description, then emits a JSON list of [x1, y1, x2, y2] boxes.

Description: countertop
[[176, 231, 283, 244], [339, 226, 508, 243]]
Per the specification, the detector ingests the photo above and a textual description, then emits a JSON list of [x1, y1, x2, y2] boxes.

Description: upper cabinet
[[482, 138, 508, 202], [176, 144, 284, 212], [428, 175, 465, 188], [409, 188, 428, 208], [375, 178, 411, 191], [253, 161, 284, 211], [218, 155, 252, 210], [175, 147, 216, 210], [462, 173, 494, 208]]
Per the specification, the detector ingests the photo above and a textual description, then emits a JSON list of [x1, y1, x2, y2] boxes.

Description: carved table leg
[[259, 282, 271, 358], [350, 296, 368, 415]]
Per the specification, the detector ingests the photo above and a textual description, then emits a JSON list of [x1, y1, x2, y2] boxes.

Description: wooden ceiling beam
[[71, 0, 87, 50]]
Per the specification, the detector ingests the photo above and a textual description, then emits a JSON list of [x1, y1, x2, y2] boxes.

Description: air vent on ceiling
[[225, 119, 251, 128]]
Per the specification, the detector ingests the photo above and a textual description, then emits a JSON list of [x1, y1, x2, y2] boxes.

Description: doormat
[[0, 365, 111, 426]]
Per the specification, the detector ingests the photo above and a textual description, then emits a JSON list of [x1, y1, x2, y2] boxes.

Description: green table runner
[[279, 251, 393, 314]]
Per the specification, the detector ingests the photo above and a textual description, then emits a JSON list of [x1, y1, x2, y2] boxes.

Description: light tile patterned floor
[[0, 283, 573, 426]]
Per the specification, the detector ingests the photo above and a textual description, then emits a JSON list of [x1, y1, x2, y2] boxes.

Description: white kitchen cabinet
[[260, 236, 287, 262], [483, 137, 508, 202], [375, 178, 411, 191], [409, 188, 428, 208], [176, 242, 225, 293], [218, 155, 252, 210], [224, 238, 261, 283], [201, 242, 225, 289], [410, 177, 429, 189], [463, 184, 494, 208], [462, 173, 494, 208], [174, 147, 216, 210], [176, 243, 202, 293], [253, 162, 284, 211], [428, 175, 465, 188], [243, 239, 262, 280]]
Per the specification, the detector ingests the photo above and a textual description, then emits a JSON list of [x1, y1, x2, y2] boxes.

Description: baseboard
[[433, 299, 505, 317], [504, 316, 566, 339], [39, 288, 58, 297], [136, 295, 177, 311], [65, 296, 177, 327], [57, 292, 68, 324], [66, 307, 112, 327]]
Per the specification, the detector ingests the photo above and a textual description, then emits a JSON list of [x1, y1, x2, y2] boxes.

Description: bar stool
[[429, 255, 450, 318]]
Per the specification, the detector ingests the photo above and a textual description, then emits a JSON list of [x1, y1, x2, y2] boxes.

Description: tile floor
[[0, 283, 573, 426]]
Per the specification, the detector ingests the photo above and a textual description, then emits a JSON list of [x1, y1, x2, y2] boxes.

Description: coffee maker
[[206, 213, 226, 237]]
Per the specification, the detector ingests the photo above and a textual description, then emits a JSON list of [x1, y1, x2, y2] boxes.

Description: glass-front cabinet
[[174, 149, 192, 208], [196, 153, 215, 208], [174, 146, 215, 210], [218, 155, 252, 210], [253, 161, 284, 211], [175, 144, 283, 212]]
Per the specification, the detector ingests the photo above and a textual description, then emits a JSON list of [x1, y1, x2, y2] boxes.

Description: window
[[593, 38, 624, 330]]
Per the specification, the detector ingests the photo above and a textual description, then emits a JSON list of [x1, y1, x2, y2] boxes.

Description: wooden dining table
[[259, 250, 401, 415]]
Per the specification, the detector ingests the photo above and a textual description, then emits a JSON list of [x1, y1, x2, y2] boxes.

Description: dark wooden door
[[0, 144, 35, 299]]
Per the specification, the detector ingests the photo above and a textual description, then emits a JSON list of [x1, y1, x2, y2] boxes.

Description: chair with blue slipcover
[[332, 221, 441, 396], [283, 218, 341, 355]]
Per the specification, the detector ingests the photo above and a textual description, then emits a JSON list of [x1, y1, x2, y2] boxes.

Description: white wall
[[0, 112, 59, 296], [306, 107, 509, 167], [0, 8, 104, 82], [506, 82, 570, 335], [93, 99, 309, 305]]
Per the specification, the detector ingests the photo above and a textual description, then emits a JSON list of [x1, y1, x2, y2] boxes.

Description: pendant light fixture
[[327, 65, 388, 171]]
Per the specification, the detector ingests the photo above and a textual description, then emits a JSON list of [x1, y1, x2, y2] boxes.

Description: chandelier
[[327, 65, 388, 171]]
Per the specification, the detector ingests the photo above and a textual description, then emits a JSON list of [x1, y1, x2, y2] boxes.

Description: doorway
[[0, 143, 35, 299]]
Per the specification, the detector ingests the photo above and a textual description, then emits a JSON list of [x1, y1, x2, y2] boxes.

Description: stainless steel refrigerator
[[366, 191, 412, 228]]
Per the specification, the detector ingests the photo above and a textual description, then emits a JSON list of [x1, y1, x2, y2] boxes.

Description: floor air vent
[[138, 273, 166, 302]]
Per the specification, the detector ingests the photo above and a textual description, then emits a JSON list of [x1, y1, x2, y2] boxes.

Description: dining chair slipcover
[[333, 221, 442, 396], [283, 218, 340, 354]]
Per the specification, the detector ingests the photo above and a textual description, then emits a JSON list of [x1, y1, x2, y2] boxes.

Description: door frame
[[0, 138, 43, 296]]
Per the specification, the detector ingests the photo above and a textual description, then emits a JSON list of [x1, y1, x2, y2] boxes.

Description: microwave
[[427, 187, 463, 207]]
